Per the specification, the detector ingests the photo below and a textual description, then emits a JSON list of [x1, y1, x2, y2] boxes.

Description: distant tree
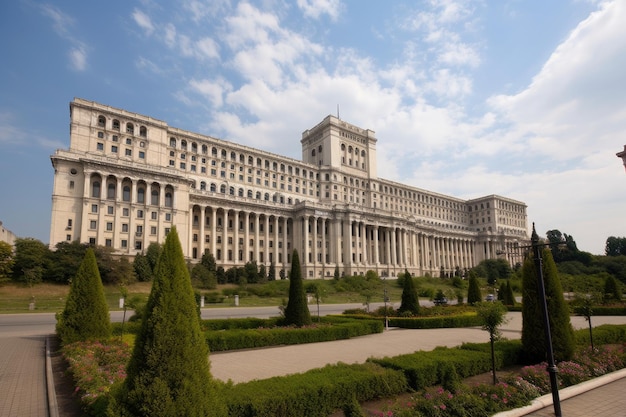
[[133, 253, 153, 282], [497, 282, 506, 301], [46, 241, 88, 284], [279, 268, 286, 280], [216, 266, 226, 284], [521, 247, 575, 363], [365, 270, 379, 281], [268, 261, 276, 281], [259, 264, 267, 283], [12, 238, 49, 285], [572, 292, 602, 350], [603, 274, 622, 302], [605, 236, 626, 256], [114, 227, 224, 416], [334, 266, 340, 280], [0, 241, 14, 283], [145, 242, 162, 272], [200, 251, 217, 274], [283, 250, 311, 326], [56, 248, 111, 345], [476, 301, 508, 385], [190, 263, 216, 289], [504, 280, 516, 306], [398, 270, 420, 315], [244, 261, 259, 283], [467, 275, 482, 305], [107, 256, 135, 286]]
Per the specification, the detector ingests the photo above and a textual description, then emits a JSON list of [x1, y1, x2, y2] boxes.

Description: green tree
[[503, 280, 516, 306], [145, 242, 162, 272], [283, 250, 311, 326], [133, 253, 153, 282], [605, 236, 626, 256], [603, 274, 622, 302], [0, 241, 14, 283], [12, 238, 49, 285], [521, 247, 575, 363], [190, 263, 217, 289], [46, 241, 88, 284], [115, 227, 223, 416], [56, 248, 111, 345], [334, 265, 340, 280], [398, 270, 420, 315], [467, 275, 482, 305], [476, 301, 508, 385], [268, 261, 276, 281], [200, 251, 217, 274]]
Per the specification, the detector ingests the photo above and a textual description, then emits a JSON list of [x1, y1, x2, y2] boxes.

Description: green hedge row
[[224, 362, 408, 417], [201, 317, 282, 331], [574, 324, 626, 345], [584, 306, 626, 316], [387, 313, 483, 329], [460, 340, 524, 367], [206, 317, 383, 352]]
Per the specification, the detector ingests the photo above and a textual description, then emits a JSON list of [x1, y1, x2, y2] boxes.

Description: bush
[[284, 250, 312, 326], [225, 362, 407, 417]]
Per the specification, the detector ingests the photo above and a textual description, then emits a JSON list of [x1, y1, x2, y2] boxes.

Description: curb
[[492, 367, 626, 417], [45, 335, 60, 417]]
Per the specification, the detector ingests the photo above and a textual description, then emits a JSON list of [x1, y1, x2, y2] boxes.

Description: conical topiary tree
[[603, 274, 622, 302], [504, 280, 516, 306], [114, 227, 224, 416], [56, 248, 111, 345], [398, 270, 420, 315], [521, 247, 575, 363], [284, 249, 311, 326], [467, 274, 482, 305]]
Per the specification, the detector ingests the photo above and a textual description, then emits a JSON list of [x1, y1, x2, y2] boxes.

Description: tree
[[12, 238, 49, 285], [133, 253, 153, 282], [467, 275, 482, 305], [334, 265, 340, 280], [46, 241, 88, 284], [398, 270, 420, 315], [0, 241, 14, 283], [283, 250, 311, 326], [605, 236, 626, 256], [190, 263, 216, 289], [603, 274, 622, 302], [476, 301, 508, 385], [115, 227, 224, 416], [56, 248, 111, 345], [503, 280, 516, 306], [521, 247, 575, 363], [572, 292, 601, 350], [200, 251, 217, 274], [145, 242, 162, 272], [268, 261, 276, 281]]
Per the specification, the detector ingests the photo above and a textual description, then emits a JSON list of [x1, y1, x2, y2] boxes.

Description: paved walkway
[[0, 336, 48, 417]]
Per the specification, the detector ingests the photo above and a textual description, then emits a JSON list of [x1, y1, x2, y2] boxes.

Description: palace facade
[[50, 98, 528, 278]]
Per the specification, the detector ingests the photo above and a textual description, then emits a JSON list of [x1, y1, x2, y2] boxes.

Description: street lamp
[[618, 145, 626, 173], [531, 224, 562, 417]]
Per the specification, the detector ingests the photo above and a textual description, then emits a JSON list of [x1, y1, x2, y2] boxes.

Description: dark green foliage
[[472, 259, 512, 282], [439, 362, 461, 393], [216, 266, 226, 284], [56, 248, 111, 345], [334, 265, 340, 280], [283, 250, 312, 326], [12, 237, 49, 284], [386, 314, 482, 329], [342, 395, 366, 417], [604, 274, 622, 302], [200, 251, 217, 273], [606, 236, 626, 256], [504, 280, 516, 306], [46, 241, 88, 284], [190, 263, 217, 289], [467, 275, 482, 305], [133, 253, 153, 282], [144, 242, 161, 272], [398, 270, 420, 315], [225, 362, 407, 417], [0, 241, 13, 283], [521, 248, 575, 363], [268, 261, 276, 281], [115, 227, 224, 417]]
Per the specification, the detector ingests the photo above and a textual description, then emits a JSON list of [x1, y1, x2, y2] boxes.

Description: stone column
[[233, 210, 239, 264], [211, 208, 217, 257], [254, 214, 260, 262], [244, 211, 250, 262], [374, 226, 380, 265], [222, 209, 228, 263], [199, 206, 205, 257]]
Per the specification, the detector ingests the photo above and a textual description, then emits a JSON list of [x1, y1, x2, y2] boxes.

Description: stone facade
[[0, 221, 17, 246], [50, 98, 529, 278]]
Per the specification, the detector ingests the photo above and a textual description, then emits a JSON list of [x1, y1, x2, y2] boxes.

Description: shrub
[[398, 270, 420, 315], [284, 250, 312, 326], [56, 248, 111, 345], [467, 276, 482, 305], [113, 227, 225, 416]]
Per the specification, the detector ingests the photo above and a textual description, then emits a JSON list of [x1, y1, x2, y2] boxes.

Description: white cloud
[[69, 45, 87, 71], [296, 0, 342, 21], [39, 4, 73, 36], [196, 37, 220, 60], [189, 78, 232, 107], [132, 9, 155, 36]]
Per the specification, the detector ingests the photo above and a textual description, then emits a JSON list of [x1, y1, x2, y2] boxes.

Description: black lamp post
[[531, 224, 562, 417]]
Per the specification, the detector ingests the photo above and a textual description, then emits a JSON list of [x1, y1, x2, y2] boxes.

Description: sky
[[1, 0, 625, 255]]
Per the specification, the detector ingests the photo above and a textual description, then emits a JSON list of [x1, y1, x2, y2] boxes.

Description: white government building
[[50, 98, 528, 278]]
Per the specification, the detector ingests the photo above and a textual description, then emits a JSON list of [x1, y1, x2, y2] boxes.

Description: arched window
[[165, 190, 173, 207], [238, 188, 244, 197], [107, 183, 116, 199], [151, 189, 159, 205], [112, 119, 120, 130], [256, 191, 261, 199], [318, 145, 322, 152], [273, 194, 277, 202], [229, 187, 235, 195], [221, 149, 227, 158], [212, 147, 218, 156], [202, 144, 208, 154], [239, 154, 245, 163], [311, 149, 316, 156], [248, 156, 254, 165], [123, 186, 131, 202], [230, 151, 236, 161], [139, 126, 147, 137], [210, 183, 216, 192], [126, 123, 134, 134], [264, 193, 269, 201], [247, 190, 253, 198], [361, 150, 366, 157], [98, 115, 106, 127], [191, 142, 198, 153], [92, 180, 101, 198], [220, 184, 226, 193], [341, 144, 346, 151], [272, 162, 277, 170], [170, 137, 176, 147], [137, 188, 145, 203], [200, 181, 206, 191], [181, 140, 187, 150]]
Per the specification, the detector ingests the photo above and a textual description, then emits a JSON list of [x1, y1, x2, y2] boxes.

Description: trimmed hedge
[[460, 340, 524, 367], [206, 317, 383, 351], [224, 362, 407, 417], [341, 312, 483, 329], [584, 306, 626, 316], [368, 346, 494, 390], [574, 324, 626, 345]]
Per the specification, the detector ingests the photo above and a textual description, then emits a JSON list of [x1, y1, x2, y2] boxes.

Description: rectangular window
[[139, 151, 145, 159], [151, 211, 157, 220], [90, 220, 97, 229], [69, 180, 75, 190], [97, 142, 104, 151], [180, 162, 186, 169], [121, 239, 128, 248], [137, 210, 144, 218], [165, 228, 170, 235], [135, 241, 142, 250], [111, 145, 118, 153], [150, 226, 157, 235], [125, 149, 132, 156], [136, 225, 143, 235], [106, 222, 113, 231], [107, 206, 114, 215], [122, 224, 129, 232], [165, 213, 171, 221], [123, 208, 129, 216], [126, 138, 132, 145], [112, 135, 118, 142], [66, 234, 72, 241], [89, 237, 96, 245], [105, 239, 112, 247]]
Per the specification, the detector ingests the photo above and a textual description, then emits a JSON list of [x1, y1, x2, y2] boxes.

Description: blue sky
[[1, 0, 625, 255]]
